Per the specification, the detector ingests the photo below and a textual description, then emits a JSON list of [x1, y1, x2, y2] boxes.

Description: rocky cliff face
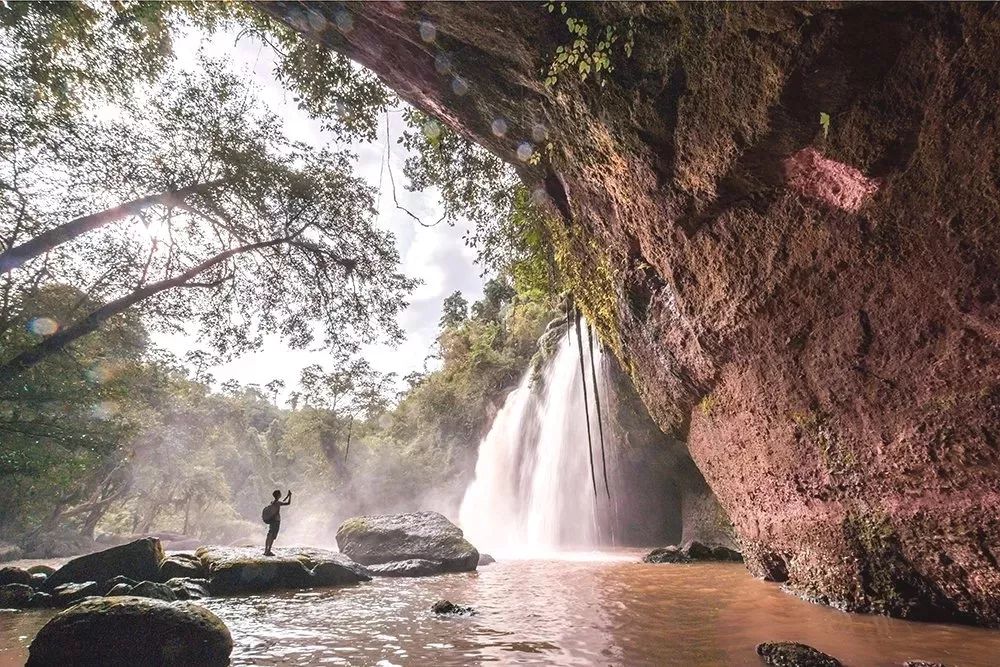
[[266, 2, 1000, 626]]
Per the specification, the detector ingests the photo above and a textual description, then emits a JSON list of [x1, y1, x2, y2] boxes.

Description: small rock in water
[[756, 642, 842, 667], [164, 577, 211, 600], [0, 583, 35, 608], [51, 581, 99, 606], [643, 546, 688, 563], [128, 580, 177, 602], [903, 662, 949, 667], [478, 553, 496, 566], [99, 575, 139, 596], [432, 599, 475, 615], [105, 583, 132, 597]]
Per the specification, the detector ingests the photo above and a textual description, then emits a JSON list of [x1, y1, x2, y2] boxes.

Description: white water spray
[[459, 325, 608, 556]]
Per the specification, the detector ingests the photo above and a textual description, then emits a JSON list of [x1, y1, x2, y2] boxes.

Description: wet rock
[[369, 558, 450, 578], [432, 599, 475, 615], [643, 546, 688, 563], [0, 541, 23, 563], [44, 538, 163, 591], [682, 540, 714, 560], [30, 572, 48, 587], [158, 552, 206, 581], [104, 583, 132, 597], [478, 553, 496, 566], [0, 583, 35, 608], [165, 577, 211, 600], [29, 591, 54, 608], [128, 580, 177, 602], [903, 662, 948, 667], [26, 596, 232, 667], [0, 566, 33, 586], [52, 581, 99, 605], [711, 545, 743, 562], [756, 642, 842, 667], [197, 546, 371, 594], [336, 511, 479, 572], [98, 575, 138, 596], [27, 564, 56, 576]]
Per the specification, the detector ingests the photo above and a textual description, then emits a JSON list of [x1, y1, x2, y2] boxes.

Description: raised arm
[[281, 490, 292, 506]]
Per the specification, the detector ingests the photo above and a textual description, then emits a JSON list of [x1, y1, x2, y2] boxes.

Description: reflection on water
[[3, 554, 1000, 666]]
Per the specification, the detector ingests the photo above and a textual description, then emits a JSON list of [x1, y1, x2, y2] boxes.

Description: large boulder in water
[[26, 596, 232, 667], [336, 511, 479, 572], [43, 537, 163, 590], [196, 546, 371, 594], [0, 566, 33, 586]]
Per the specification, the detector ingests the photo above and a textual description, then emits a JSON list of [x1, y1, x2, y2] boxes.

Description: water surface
[[3, 554, 999, 666]]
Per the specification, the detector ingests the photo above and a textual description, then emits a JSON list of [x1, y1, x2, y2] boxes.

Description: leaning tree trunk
[[264, 2, 1000, 627]]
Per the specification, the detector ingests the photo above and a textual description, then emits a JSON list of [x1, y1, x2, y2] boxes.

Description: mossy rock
[[26, 596, 232, 667], [336, 511, 479, 572]]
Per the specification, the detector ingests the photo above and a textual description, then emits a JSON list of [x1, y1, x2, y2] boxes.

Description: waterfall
[[458, 325, 608, 556]]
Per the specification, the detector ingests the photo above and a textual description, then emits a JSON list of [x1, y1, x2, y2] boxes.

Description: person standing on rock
[[262, 489, 292, 556]]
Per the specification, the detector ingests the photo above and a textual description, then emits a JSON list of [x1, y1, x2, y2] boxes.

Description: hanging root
[[573, 301, 599, 504], [588, 325, 612, 500]]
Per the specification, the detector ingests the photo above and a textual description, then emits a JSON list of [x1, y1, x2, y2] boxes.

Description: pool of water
[[3, 552, 999, 666]]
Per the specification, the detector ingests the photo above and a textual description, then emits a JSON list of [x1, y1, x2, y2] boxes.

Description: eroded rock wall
[[266, 2, 1000, 625]]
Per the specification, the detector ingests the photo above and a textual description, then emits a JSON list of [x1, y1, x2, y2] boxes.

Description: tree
[[471, 278, 516, 323], [0, 47, 416, 381], [440, 291, 469, 329]]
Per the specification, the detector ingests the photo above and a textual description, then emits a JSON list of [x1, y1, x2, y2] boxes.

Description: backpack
[[261, 503, 278, 523]]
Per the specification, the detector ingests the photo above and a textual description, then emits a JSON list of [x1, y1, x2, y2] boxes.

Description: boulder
[[104, 583, 132, 597], [478, 553, 496, 566], [158, 553, 206, 581], [98, 575, 138, 596], [643, 546, 688, 564], [165, 577, 211, 600], [431, 599, 475, 615], [29, 591, 54, 608], [26, 596, 232, 667], [44, 538, 163, 590], [336, 511, 479, 572], [196, 546, 371, 594], [369, 558, 450, 578], [30, 573, 48, 587], [711, 545, 743, 562], [0, 582, 34, 608], [0, 566, 33, 586], [128, 581, 177, 602], [0, 542, 23, 563], [52, 581, 99, 606], [682, 540, 714, 560], [756, 642, 842, 667], [27, 564, 56, 576], [903, 662, 948, 667]]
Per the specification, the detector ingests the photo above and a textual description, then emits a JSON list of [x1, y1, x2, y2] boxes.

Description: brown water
[[3, 553, 999, 666]]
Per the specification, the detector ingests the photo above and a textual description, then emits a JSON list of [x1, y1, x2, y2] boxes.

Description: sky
[[157, 26, 487, 401]]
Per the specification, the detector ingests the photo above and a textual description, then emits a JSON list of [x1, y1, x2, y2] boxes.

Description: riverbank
[[4, 553, 999, 666]]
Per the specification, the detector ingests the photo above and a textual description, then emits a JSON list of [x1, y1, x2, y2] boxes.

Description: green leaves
[[820, 111, 831, 140], [542, 9, 637, 89]]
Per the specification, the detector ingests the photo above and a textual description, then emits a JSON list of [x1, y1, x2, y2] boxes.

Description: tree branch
[[0, 178, 227, 273], [0, 234, 291, 381]]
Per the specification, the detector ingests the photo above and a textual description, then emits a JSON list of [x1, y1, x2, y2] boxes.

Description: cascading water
[[459, 323, 610, 556]]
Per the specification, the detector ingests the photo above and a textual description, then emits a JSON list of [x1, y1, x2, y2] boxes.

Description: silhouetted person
[[262, 489, 291, 556]]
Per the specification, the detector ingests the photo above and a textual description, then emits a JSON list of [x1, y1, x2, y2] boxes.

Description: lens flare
[[532, 123, 548, 142], [422, 120, 442, 140], [491, 117, 508, 137], [28, 317, 58, 336], [451, 77, 469, 96], [335, 11, 353, 32], [419, 21, 436, 43], [516, 142, 534, 162]]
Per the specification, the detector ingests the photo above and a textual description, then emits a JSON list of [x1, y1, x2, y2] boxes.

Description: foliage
[[440, 291, 469, 329], [0, 7, 416, 379], [542, 3, 635, 88], [820, 111, 831, 140]]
